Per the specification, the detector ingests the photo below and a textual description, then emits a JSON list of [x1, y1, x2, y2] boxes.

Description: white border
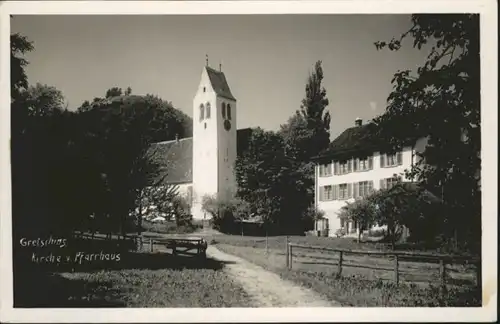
[[0, 1, 497, 323]]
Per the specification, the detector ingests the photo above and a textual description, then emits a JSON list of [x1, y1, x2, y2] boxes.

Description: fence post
[[337, 251, 343, 276], [149, 238, 153, 252], [285, 236, 289, 269], [394, 254, 399, 285], [439, 258, 447, 293], [289, 244, 293, 270]]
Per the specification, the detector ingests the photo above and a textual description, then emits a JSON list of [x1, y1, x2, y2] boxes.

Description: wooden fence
[[285, 238, 481, 289]]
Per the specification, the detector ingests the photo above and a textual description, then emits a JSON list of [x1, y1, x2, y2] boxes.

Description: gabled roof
[[147, 138, 193, 185], [147, 128, 252, 186], [206, 66, 236, 101], [315, 123, 380, 161]]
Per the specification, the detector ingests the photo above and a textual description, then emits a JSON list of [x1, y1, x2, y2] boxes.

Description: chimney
[[355, 118, 362, 127]]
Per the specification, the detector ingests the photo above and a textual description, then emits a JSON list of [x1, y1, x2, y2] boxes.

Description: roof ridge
[[153, 137, 193, 145], [205, 66, 223, 73]]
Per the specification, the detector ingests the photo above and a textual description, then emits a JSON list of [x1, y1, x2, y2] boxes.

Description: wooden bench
[[163, 237, 208, 258]]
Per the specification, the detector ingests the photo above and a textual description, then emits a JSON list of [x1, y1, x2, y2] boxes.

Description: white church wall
[[191, 68, 220, 220], [216, 95, 238, 202]]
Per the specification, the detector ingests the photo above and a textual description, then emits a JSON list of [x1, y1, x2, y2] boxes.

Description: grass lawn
[[57, 266, 251, 307], [14, 236, 251, 308], [211, 234, 481, 307], [140, 220, 203, 235]]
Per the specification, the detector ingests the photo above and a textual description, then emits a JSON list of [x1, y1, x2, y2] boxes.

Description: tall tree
[[373, 14, 480, 250], [10, 33, 34, 101], [105, 87, 123, 98], [281, 60, 331, 163], [235, 128, 312, 234]]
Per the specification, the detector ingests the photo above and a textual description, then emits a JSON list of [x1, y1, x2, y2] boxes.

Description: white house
[[313, 118, 428, 237], [146, 61, 253, 221]]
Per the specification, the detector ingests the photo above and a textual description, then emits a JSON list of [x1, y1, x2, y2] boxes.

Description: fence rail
[[286, 242, 481, 288]]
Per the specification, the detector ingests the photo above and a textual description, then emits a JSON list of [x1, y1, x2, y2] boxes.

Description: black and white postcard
[[0, 0, 497, 322]]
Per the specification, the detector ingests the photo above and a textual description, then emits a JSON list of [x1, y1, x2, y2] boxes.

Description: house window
[[380, 151, 403, 168], [222, 102, 226, 118], [334, 160, 352, 175], [357, 181, 374, 198], [319, 163, 332, 177], [387, 154, 398, 166], [227, 104, 232, 120], [199, 104, 205, 121], [319, 185, 334, 201], [338, 183, 348, 200], [380, 177, 400, 190], [203, 87, 206, 93], [355, 156, 373, 172], [341, 162, 348, 174], [206, 102, 211, 119]]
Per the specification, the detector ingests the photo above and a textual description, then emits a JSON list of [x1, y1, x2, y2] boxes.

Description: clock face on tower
[[224, 119, 231, 131]]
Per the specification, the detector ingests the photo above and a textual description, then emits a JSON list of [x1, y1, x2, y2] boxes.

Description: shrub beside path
[[207, 245, 338, 307]]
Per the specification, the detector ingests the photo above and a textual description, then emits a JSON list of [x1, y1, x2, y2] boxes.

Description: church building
[[148, 63, 252, 220]]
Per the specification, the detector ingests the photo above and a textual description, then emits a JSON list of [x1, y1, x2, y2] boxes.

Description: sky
[[11, 14, 430, 139]]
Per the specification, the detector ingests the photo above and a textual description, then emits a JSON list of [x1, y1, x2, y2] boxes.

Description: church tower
[[191, 61, 237, 220]]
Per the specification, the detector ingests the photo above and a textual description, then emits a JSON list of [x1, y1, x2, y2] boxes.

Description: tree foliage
[[338, 198, 377, 242], [10, 33, 34, 101], [340, 179, 444, 248], [373, 14, 480, 249], [235, 128, 314, 234], [280, 60, 331, 163], [201, 194, 250, 233], [10, 33, 193, 242]]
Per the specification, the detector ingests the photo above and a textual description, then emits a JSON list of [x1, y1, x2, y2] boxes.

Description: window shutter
[[369, 181, 374, 194], [347, 183, 353, 198], [347, 159, 352, 173], [336, 162, 340, 175], [353, 182, 359, 198], [397, 151, 403, 165], [380, 179, 386, 190], [353, 158, 358, 172], [319, 186, 324, 201], [368, 156, 373, 170], [380, 154, 385, 168], [332, 162, 337, 175], [333, 185, 338, 200]]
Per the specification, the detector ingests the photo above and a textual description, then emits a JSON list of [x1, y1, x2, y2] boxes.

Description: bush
[[141, 220, 199, 234], [171, 195, 193, 226], [202, 194, 250, 233], [335, 228, 346, 237], [368, 227, 386, 238], [302, 206, 325, 231]]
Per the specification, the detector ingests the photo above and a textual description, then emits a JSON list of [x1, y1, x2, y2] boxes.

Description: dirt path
[[207, 245, 338, 307]]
